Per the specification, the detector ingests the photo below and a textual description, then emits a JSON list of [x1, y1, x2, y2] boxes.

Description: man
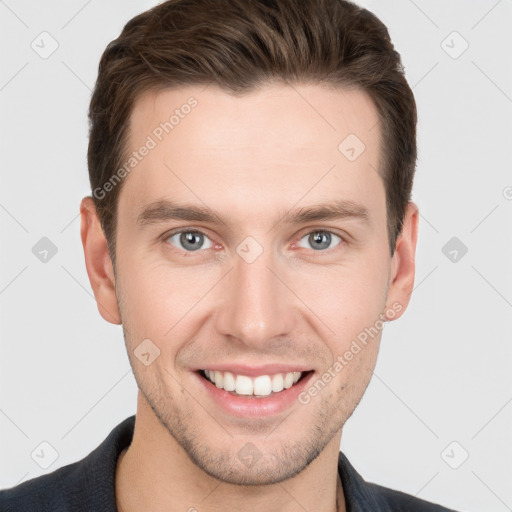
[[0, 0, 458, 510]]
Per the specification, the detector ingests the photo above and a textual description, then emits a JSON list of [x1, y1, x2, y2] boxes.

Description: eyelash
[[161, 227, 346, 256]]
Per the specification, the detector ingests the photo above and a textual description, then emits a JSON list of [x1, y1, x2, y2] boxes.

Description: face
[[86, 83, 415, 486]]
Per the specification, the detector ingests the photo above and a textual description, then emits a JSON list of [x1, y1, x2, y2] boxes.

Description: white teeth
[[271, 373, 284, 392], [214, 370, 223, 388], [235, 375, 253, 395], [253, 375, 272, 396], [283, 372, 294, 389], [223, 371, 236, 391], [202, 370, 304, 396]]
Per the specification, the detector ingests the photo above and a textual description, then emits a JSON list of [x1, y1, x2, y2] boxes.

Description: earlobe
[[384, 201, 419, 321], [80, 196, 122, 325]]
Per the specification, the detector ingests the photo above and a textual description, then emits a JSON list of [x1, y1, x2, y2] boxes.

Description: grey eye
[[168, 231, 213, 252], [297, 231, 342, 251]]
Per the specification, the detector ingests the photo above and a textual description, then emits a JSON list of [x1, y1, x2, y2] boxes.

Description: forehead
[[129, 82, 380, 151], [119, 83, 384, 227]]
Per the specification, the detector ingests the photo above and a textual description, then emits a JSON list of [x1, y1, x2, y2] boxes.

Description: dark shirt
[[0, 415, 457, 511]]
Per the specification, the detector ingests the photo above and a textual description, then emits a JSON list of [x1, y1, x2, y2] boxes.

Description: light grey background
[[1, 1, 511, 511]]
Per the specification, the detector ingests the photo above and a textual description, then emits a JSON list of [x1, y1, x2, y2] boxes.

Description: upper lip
[[195, 364, 312, 377]]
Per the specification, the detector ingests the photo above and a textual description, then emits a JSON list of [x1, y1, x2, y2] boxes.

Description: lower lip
[[195, 371, 315, 418]]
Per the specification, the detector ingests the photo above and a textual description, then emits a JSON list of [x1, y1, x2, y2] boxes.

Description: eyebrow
[[136, 199, 370, 229]]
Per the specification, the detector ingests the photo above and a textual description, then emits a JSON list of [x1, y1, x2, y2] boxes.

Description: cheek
[[291, 254, 389, 341], [116, 258, 219, 342]]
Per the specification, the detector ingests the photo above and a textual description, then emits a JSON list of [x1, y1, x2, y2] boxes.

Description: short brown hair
[[87, 0, 417, 267]]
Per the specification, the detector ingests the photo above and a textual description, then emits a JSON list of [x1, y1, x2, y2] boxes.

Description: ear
[[80, 196, 122, 325], [384, 201, 419, 321]]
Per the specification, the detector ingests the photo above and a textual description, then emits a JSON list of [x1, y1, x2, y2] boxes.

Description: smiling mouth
[[198, 369, 312, 397]]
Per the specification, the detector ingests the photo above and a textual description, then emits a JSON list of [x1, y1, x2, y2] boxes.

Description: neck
[[115, 397, 346, 512]]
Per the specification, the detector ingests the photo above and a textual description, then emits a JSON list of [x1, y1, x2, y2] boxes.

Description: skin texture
[[80, 83, 418, 512]]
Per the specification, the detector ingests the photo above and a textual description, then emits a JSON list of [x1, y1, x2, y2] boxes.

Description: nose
[[213, 241, 296, 349]]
